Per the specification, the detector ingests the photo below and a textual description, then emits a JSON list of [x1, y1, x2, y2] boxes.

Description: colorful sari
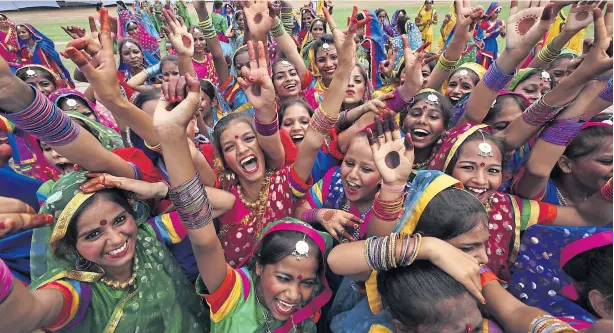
[[117, 6, 161, 59], [476, 3, 503, 69], [429, 122, 560, 280], [193, 52, 219, 85], [543, 9, 585, 56], [416, 5, 437, 52], [390, 11, 422, 62], [17, 24, 74, 88], [359, 10, 388, 90], [48, 88, 120, 134], [135, 0, 161, 39], [197, 218, 332, 333], [510, 225, 612, 329], [29, 171, 209, 332], [373, 9, 393, 39], [0, 18, 18, 63], [437, 5, 456, 51], [175, 0, 192, 28], [300, 18, 325, 67]]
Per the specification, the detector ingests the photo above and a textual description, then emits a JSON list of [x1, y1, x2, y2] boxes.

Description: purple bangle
[[599, 77, 613, 102], [254, 112, 279, 136], [539, 116, 583, 146], [0, 258, 14, 305], [522, 94, 567, 127], [300, 208, 319, 224], [4, 87, 80, 146], [127, 162, 141, 180], [385, 88, 409, 113], [482, 61, 515, 92]]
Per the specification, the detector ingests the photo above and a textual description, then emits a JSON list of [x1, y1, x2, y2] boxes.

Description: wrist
[[416, 236, 436, 261], [155, 125, 188, 140]]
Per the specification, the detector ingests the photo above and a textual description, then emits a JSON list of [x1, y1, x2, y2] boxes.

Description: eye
[[523, 88, 536, 94], [330, 54, 338, 60], [276, 275, 291, 283], [317, 57, 325, 63], [460, 165, 475, 171], [84, 230, 101, 241], [223, 144, 235, 153], [448, 82, 457, 87], [598, 158, 613, 165], [462, 83, 472, 90], [300, 120, 310, 125], [428, 114, 440, 121], [488, 168, 501, 174], [282, 121, 293, 127], [301, 280, 316, 288], [460, 245, 474, 252], [345, 160, 354, 167], [114, 215, 127, 226], [244, 135, 255, 143], [361, 166, 373, 173]]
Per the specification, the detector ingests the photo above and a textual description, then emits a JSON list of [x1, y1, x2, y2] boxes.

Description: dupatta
[[117, 7, 161, 59], [0, 16, 18, 62]]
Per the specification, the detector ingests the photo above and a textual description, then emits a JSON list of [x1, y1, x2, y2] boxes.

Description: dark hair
[[395, 52, 437, 80], [278, 99, 313, 128], [399, 91, 453, 129], [551, 116, 613, 180], [126, 21, 138, 29], [378, 261, 475, 332], [253, 229, 323, 275], [199, 79, 217, 100], [512, 68, 555, 91], [483, 94, 529, 124], [160, 55, 179, 71], [310, 18, 327, 33], [272, 58, 297, 76], [16, 66, 57, 87], [444, 130, 507, 175], [213, 0, 223, 10], [55, 189, 135, 259], [414, 187, 488, 240], [397, 15, 409, 34], [548, 53, 576, 71], [211, 112, 254, 165], [118, 38, 144, 56], [234, 10, 244, 22], [311, 34, 335, 57], [232, 46, 249, 68], [375, 9, 387, 17], [0, 13, 8, 20], [95, 2, 104, 11], [563, 244, 613, 317], [450, 67, 480, 86], [133, 88, 161, 109]]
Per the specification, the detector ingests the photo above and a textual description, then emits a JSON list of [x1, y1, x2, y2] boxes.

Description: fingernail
[[482, 299, 487, 304], [177, 96, 183, 102]]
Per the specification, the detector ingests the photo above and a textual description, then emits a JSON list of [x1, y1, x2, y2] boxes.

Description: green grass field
[[24, 2, 594, 79]]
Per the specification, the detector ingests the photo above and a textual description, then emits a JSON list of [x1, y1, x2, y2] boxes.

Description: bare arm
[[193, 0, 230, 84], [0, 279, 64, 333]]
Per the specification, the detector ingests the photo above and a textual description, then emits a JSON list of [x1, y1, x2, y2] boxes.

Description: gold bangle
[[144, 140, 163, 153]]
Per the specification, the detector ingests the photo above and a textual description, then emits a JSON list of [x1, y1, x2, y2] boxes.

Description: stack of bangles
[[373, 190, 404, 222], [601, 178, 613, 202], [281, 12, 294, 32], [270, 20, 286, 38], [482, 61, 516, 92], [522, 93, 571, 127], [145, 63, 161, 80], [384, 87, 412, 113], [539, 116, 583, 146], [300, 208, 320, 224], [436, 53, 458, 72], [0, 258, 14, 305], [599, 77, 613, 102], [364, 233, 423, 271], [309, 106, 338, 135], [528, 315, 577, 333], [198, 17, 217, 39], [537, 43, 562, 63], [168, 172, 214, 229], [254, 112, 279, 136]]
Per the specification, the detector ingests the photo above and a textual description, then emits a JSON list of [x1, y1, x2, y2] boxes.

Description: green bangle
[[271, 20, 286, 38]]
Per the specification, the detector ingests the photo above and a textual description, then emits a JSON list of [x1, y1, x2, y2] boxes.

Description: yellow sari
[[543, 9, 585, 55], [437, 5, 456, 51], [417, 6, 437, 52]]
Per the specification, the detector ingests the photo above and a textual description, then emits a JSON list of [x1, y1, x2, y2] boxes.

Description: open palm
[[153, 74, 201, 132], [368, 114, 414, 185], [238, 0, 276, 38], [565, 1, 601, 32], [161, 9, 193, 57], [505, 2, 554, 57]]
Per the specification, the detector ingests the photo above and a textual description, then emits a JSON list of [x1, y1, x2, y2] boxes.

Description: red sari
[[0, 25, 18, 63]]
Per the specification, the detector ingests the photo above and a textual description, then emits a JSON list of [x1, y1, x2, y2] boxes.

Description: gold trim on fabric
[[50, 192, 94, 248], [104, 289, 138, 333], [509, 196, 522, 266], [443, 124, 489, 171], [30, 269, 102, 290]]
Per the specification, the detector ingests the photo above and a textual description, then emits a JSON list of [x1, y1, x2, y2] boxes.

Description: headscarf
[[508, 68, 552, 92], [134, 0, 161, 39], [429, 122, 490, 172], [373, 8, 393, 38], [117, 38, 159, 80], [0, 13, 19, 63], [29, 171, 209, 333], [485, 2, 502, 17], [48, 89, 99, 121], [390, 18, 422, 69], [510, 225, 612, 329], [117, 6, 161, 59], [300, 18, 326, 61], [15, 64, 63, 89], [16, 24, 75, 88], [360, 10, 388, 89], [447, 90, 529, 129]]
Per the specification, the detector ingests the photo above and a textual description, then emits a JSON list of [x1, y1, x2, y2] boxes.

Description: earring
[[75, 254, 91, 271]]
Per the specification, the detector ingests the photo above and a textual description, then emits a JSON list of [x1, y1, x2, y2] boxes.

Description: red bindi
[[99, 219, 108, 226], [423, 105, 428, 110], [480, 162, 485, 167], [297, 274, 303, 280], [467, 324, 472, 332], [235, 135, 239, 139], [539, 83, 544, 87]]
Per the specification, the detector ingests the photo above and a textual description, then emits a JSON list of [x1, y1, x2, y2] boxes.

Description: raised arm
[[126, 63, 161, 92], [192, 0, 230, 84], [270, 3, 308, 80], [161, 9, 195, 76]]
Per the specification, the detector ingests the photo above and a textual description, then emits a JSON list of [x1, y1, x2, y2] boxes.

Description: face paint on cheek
[[100, 219, 108, 226]]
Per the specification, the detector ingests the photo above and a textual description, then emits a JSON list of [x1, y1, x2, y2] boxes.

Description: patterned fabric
[[218, 164, 311, 267], [543, 9, 586, 55], [416, 5, 437, 52], [135, 0, 160, 38], [476, 4, 503, 70], [0, 20, 19, 63], [29, 171, 209, 332], [175, 0, 192, 28], [510, 225, 612, 329], [219, 74, 254, 116], [197, 218, 333, 333], [193, 53, 219, 85], [117, 6, 161, 59], [48, 88, 120, 133]]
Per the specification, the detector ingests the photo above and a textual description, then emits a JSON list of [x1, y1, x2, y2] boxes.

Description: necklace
[[259, 305, 273, 333], [192, 56, 207, 64], [556, 186, 568, 206], [483, 195, 494, 212], [100, 257, 138, 290], [237, 173, 271, 209], [413, 160, 430, 169]]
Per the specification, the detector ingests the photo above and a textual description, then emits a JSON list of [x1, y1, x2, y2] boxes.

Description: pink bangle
[[380, 183, 406, 193], [0, 258, 14, 305], [601, 178, 613, 202]]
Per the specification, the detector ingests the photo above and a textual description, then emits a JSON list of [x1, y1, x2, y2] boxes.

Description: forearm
[[528, 30, 575, 69], [107, 98, 160, 146], [126, 71, 150, 90], [585, 77, 613, 120], [273, 18, 307, 78], [425, 38, 465, 91], [199, 19, 230, 83], [178, 53, 195, 77], [367, 186, 404, 237], [254, 109, 285, 169]]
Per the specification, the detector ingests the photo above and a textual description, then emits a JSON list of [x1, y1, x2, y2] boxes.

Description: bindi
[[480, 162, 485, 167], [99, 219, 108, 226], [297, 274, 303, 280]]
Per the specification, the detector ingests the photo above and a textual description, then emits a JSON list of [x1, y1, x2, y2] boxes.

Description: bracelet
[[198, 17, 216, 39], [384, 87, 410, 113], [281, 12, 294, 33], [482, 60, 515, 91], [168, 172, 214, 229], [127, 162, 141, 181], [436, 52, 458, 72], [336, 110, 351, 130], [372, 191, 403, 222], [254, 112, 279, 136], [300, 208, 320, 224], [599, 77, 613, 102], [366, 233, 403, 271], [529, 315, 577, 333], [0, 258, 14, 305], [309, 106, 338, 135], [522, 93, 569, 127], [144, 140, 163, 153], [538, 116, 583, 146], [380, 183, 405, 193], [536, 43, 562, 64], [601, 178, 613, 202], [4, 87, 80, 146], [271, 20, 286, 38], [144, 63, 161, 79]]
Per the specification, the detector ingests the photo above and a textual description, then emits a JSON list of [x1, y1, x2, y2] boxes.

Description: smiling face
[[311, 20, 325, 39], [315, 44, 338, 83], [344, 66, 367, 106], [566, 136, 613, 192], [16, 26, 31, 41], [41, 141, 74, 174], [121, 42, 144, 70], [302, 11, 315, 28], [377, 11, 388, 26], [74, 195, 138, 271], [485, 97, 524, 134], [451, 139, 503, 203], [236, 13, 245, 30], [24, 73, 56, 97], [0, 15, 9, 30], [447, 220, 489, 265], [219, 119, 265, 183], [445, 70, 477, 105], [273, 61, 301, 99], [403, 99, 446, 151], [256, 254, 318, 321], [513, 73, 552, 104], [161, 61, 180, 82], [281, 103, 310, 147], [341, 136, 381, 203]]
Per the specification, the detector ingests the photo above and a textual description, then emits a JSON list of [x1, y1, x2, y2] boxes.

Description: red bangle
[[601, 178, 613, 202], [373, 192, 403, 221]]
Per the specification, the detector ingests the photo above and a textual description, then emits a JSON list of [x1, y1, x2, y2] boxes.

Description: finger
[[88, 15, 98, 34], [80, 182, 106, 193], [64, 47, 95, 76], [161, 25, 171, 37], [366, 128, 380, 151], [339, 229, 355, 242], [167, 76, 180, 103], [161, 79, 170, 101], [247, 41, 258, 71], [423, 53, 439, 66], [415, 41, 431, 54], [404, 133, 414, 151], [391, 117, 401, 140], [374, 115, 385, 144], [176, 76, 187, 102], [0, 198, 35, 215], [605, 3, 613, 37], [237, 76, 250, 89], [377, 91, 395, 101], [185, 72, 201, 93], [348, 214, 363, 224], [0, 213, 54, 234], [84, 172, 106, 179], [593, 7, 608, 47], [383, 113, 393, 142], [257, 41, 267, 70], [329, 229, 341, 243], [99, 9, 114, 52]]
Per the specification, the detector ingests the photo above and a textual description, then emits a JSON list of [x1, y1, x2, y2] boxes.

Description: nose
[[325, 58, 334, 68], [473, 170, 488, 186], [347, 166, 359, 180], [475, 245, 488, 266], [236, 140, 249, 155], [106, 227, 125, 248], [451, 85, 461, 95], [284, 283, 301, 303], [416, 113, 428, 125], [51, 149, 63, 160]]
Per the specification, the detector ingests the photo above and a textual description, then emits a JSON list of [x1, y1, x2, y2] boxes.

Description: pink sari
[[0, 24, 18, 63], [192, 52, 219, 85]]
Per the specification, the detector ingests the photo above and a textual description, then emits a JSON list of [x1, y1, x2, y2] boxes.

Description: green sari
[[29, 172, 209, 333], [176, 0, 192, 28]]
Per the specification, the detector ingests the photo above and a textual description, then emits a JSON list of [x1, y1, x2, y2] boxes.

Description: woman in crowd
[[415, 0, 437, 52], [0, 13, 18, 64]]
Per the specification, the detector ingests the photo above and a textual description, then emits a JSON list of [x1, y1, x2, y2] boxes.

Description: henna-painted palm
[[505, 1, 554, 57], [565, 1, 602, 32], [161, 9, 194, 57], [237, 41, 276, 112], [153, 74, 201, 131], [238, 0, 276, 38], [368, 113, 414, 185], [317, 209, 363, 243]]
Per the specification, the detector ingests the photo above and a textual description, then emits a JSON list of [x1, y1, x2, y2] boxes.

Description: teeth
[[240, 156, 256, 166], [467, 187, 487, 194], [106, 241, 127, 256], [413, 129, 429, 135], [285, 84, 297, 89], [292, 135, 304, 140], [277, 300, 296, 312], [347, 181, 360, 188]]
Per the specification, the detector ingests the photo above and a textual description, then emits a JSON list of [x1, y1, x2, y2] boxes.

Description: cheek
[[355, 83, 366, 97], [360, 171, 381, 188], [223, 151, 238, 169], [76, 239, 104, 261], [43, 151, 54, 163]]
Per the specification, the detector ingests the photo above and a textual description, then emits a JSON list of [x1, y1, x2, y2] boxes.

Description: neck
[[556, 176, 595, 206], [193, 51, 205, 61], [129, 66, 142, 76], [204, 111, 214, 128], [322, 76, 332, 88], [352, 196, 375, 214], [414, 145, 434, 164], [239, 174, 265, 203], [103, 259, 133, 282], [343, 101, 361, 110], [26, 39, 35, 46]]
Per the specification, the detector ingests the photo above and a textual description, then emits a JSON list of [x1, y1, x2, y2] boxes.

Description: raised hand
[[161, 9, 194, 57], [324, 6, 368, 68], [400, 38, 428, 99], [367, 112, 414, 186], [0, 197, 53, 238], [80, 173, 169, 199], [61, 26, 87, 40], [237, 0, 277, 38], [153, 73, 201, 133], [379, 47, 398, 79], [453, 0, 484, 44], [317, 208, 363, 243], [237, 41, 276, 112], [62, 9, 121, 105], [564, 1, 602, 32], [505, 1, 554, 57], [574, 6, 613, 78]]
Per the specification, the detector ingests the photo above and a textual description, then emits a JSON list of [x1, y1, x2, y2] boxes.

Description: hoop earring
[[75, 253, 91, 271]]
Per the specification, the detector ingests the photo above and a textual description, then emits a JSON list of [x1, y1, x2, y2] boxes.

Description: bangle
[[601, 178, 613, 202], [538, 116, 583, 146], [144, 63, 161, 79], [482, 60, 515, 91], [144, 140, 163, 153], [5, 86, 80, 146], [270, 20, 286, 38], [254, 112, 279, 136], [372, 191, 403, 222], [380, 183, 405, 193], [127, 162, 141, 181], [0, 258, 14, 305], [300, 209, 319, 224], [599, 77, 613, 102], [384, 87, 410, 113], [529, 315, 577, 333], [168, 172, 214, 229], [198, 17, 216, 39], [436, 52, 458, 72], [536, 43, 562, 63], [309, 106, 338, 135], [522, 93, 569, 127]]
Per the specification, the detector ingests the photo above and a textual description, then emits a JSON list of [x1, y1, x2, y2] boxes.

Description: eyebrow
[[78, 210, 127, 239], [457, 161, 502, 167]]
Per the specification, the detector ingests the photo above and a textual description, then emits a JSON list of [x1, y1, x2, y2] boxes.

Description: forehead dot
[[100, 219, 108, 226]]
